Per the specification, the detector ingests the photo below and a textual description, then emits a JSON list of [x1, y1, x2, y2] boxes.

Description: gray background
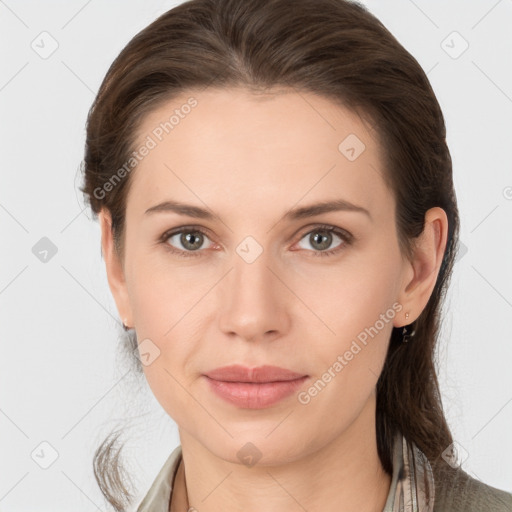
[[1, 0, 511, 510]]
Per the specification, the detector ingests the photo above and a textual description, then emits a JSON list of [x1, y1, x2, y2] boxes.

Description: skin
[[99, 87, 448, 512]]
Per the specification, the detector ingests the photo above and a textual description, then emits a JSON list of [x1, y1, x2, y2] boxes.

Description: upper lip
[[204, 365, 307, 383]]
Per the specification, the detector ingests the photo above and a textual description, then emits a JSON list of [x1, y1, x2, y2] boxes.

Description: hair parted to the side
[[80, 0, 460, 509]]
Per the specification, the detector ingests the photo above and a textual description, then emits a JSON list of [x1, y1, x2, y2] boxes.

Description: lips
[[204, 364, 306, 383], [203, 365, 309, 409]]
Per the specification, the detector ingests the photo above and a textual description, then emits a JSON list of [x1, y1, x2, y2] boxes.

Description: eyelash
[[158, 223, 354, 259]]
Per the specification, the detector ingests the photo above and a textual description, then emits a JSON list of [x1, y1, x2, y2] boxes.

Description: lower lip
[[203, 375, 309, 409]]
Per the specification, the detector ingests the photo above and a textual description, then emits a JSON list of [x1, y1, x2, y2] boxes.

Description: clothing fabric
[[136, 432, 512, 511]]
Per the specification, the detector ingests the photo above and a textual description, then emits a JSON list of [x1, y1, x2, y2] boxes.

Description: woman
[[81, 0, 512, 510]]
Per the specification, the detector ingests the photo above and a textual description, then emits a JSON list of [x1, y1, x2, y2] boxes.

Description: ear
[[395, 207, 448, 327], [98, 208, 133, 328]]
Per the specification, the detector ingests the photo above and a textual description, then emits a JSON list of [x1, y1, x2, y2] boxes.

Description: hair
[[81, 0, 460, 509]]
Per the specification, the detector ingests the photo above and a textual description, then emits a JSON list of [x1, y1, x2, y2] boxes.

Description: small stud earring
[[401, 312, 416, 343]]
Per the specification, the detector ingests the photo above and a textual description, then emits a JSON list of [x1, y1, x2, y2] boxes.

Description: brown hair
[[81, 0, 460, 509]]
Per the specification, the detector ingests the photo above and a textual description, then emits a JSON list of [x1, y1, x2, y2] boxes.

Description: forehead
[[126, 87, 391, 222]]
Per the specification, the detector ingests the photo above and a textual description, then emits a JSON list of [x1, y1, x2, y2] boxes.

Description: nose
[[217, 248, 291, 343]]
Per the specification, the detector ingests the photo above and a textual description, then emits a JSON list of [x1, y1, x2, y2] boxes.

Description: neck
[[171, 394, 391, 512]]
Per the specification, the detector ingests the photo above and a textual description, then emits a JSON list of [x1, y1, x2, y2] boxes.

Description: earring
[[401, 312, 416, 343], [122, 318, 131, 331]]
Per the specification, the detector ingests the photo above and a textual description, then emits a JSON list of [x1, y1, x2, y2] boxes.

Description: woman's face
[[103, 87, 420, 464]]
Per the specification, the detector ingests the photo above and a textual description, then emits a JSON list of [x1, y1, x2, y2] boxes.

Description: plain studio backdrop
[[1, 1, 511, 511]]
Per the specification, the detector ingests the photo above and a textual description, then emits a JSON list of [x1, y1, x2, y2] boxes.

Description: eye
[[160, 226, 214, 258], [159, 223, 353, 259], [295, 224, 352, 257]]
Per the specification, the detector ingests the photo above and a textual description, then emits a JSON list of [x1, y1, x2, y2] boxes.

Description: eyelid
[[295, 222, 353, 243]]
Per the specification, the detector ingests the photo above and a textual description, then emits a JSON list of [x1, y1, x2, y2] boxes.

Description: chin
[[199, 430, 314, 468]]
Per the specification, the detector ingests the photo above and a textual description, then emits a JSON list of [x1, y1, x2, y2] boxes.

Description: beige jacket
[[136, 432, 512, 511]]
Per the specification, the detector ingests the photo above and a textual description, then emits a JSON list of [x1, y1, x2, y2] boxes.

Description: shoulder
[[431, 461, 512, 512]]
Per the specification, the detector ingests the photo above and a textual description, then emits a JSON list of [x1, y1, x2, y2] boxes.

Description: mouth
[[204, 364, 307, 383], [203, 365, 309, 409]]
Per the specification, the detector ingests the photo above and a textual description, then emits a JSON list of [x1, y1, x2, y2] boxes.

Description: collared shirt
[[135, 432, 512, 512]]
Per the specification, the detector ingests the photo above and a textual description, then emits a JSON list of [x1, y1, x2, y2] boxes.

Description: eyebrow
[[144, 198, 371, 221]]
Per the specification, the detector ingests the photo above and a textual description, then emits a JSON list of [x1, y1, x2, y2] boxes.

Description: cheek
[[129, 277, 200, 423], [126, 253, 208, 395], [295, 255, 400, 340], [295, 249, 401, 391], [139, 355, 197, 433], [127, 251, 193, 334], [297, 295, 395, 439]]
